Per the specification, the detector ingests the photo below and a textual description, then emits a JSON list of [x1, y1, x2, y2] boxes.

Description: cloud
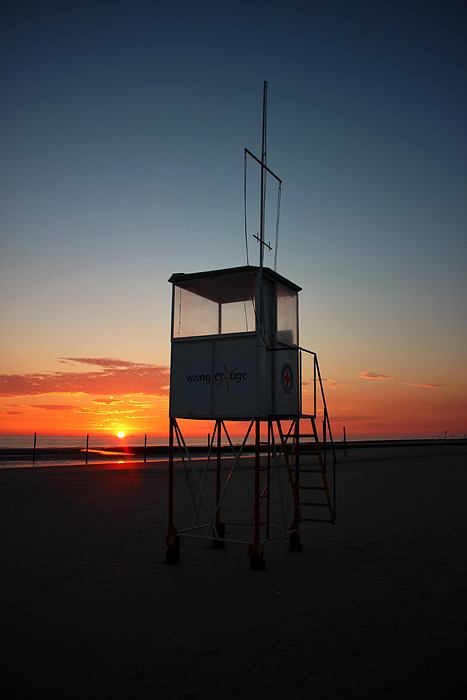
[[331, 414, 384, 422], [302, 378, 348, 390], [0, 358, 170, 398], [402, 382, 443, 388], [358, 371, 393, 380], [59, 357, 154, 369], [30, 404, 77, 411]]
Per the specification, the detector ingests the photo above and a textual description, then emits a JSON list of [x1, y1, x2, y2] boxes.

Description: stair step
[[299, 502, 329, 507], [302, 517, 333, 523], [298, 486, 325, 491], [298, 468, 323, 474]]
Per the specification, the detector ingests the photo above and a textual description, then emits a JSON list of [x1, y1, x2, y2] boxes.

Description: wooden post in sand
[[33, 433, 37, 464], [343, 426, 347, 457], [85, 435, 89, 465], [144, 434, 147, 463]]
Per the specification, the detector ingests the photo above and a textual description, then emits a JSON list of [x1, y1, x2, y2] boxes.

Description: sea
[[1, 433, 461, 470], [0, 434, 254, 469]]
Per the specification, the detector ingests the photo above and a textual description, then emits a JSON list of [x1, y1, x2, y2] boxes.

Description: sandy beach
[[1, 442, 466, 698]]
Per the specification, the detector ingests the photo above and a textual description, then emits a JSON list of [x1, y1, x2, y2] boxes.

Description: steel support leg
[[166, 418, 180, 564], [213, 420, 225, 548], [289, 418, 302, 551], [249, 418, 265, 569]]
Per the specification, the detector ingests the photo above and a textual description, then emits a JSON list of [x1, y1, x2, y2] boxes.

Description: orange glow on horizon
[[0, 390, 169, 438], [0, 373, 465, 441]]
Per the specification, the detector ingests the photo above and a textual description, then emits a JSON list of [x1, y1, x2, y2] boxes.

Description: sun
[[117, 431, 125, 438]]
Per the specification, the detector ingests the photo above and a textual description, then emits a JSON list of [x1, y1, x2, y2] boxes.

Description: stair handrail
[[298, 347, 337, 467], [271, 343, 337, 521]]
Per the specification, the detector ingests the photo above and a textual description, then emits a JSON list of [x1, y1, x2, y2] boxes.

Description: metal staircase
[[294, 416, 335, 524], [267, 347, 337, 531]]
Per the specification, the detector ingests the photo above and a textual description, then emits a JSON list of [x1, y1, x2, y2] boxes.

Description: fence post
[[33, 433, 37, 464], [85, 434, 89, 464], [144, 433, 147, 463], [343, 426, 347, 457]]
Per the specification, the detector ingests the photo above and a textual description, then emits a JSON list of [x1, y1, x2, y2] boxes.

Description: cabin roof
[[169, 266, 301, 304]]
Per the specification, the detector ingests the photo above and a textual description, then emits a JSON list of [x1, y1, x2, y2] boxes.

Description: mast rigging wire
[[243, 151, 250, 267], [244, 148, 283, 270], [274, 183, 281, 271], [243, 148, 270, 346]]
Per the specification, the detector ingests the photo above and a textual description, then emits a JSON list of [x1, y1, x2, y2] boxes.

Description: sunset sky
[[1, 0, 466, 439]]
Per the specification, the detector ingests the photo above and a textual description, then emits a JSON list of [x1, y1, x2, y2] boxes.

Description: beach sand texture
[[1, 443, 466, 698]]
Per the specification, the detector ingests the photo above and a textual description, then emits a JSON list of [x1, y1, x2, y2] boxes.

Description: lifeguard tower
[[166, 84, 336, 568]]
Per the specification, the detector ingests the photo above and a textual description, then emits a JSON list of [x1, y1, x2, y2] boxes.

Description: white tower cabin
[[169, 265, 301, 420], [166, 84, 336, 568]]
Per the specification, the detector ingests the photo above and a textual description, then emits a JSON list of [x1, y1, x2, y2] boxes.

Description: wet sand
[[1, 443, 466, 698]]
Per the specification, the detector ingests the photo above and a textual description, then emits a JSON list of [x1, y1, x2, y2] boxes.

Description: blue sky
[[1, 0, 466, 437]]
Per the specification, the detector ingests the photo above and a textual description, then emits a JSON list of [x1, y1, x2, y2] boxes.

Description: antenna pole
[[259, 80, 267, 270]]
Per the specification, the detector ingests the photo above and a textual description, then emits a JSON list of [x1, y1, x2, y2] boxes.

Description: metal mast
[[245, 82, 281, 271]]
